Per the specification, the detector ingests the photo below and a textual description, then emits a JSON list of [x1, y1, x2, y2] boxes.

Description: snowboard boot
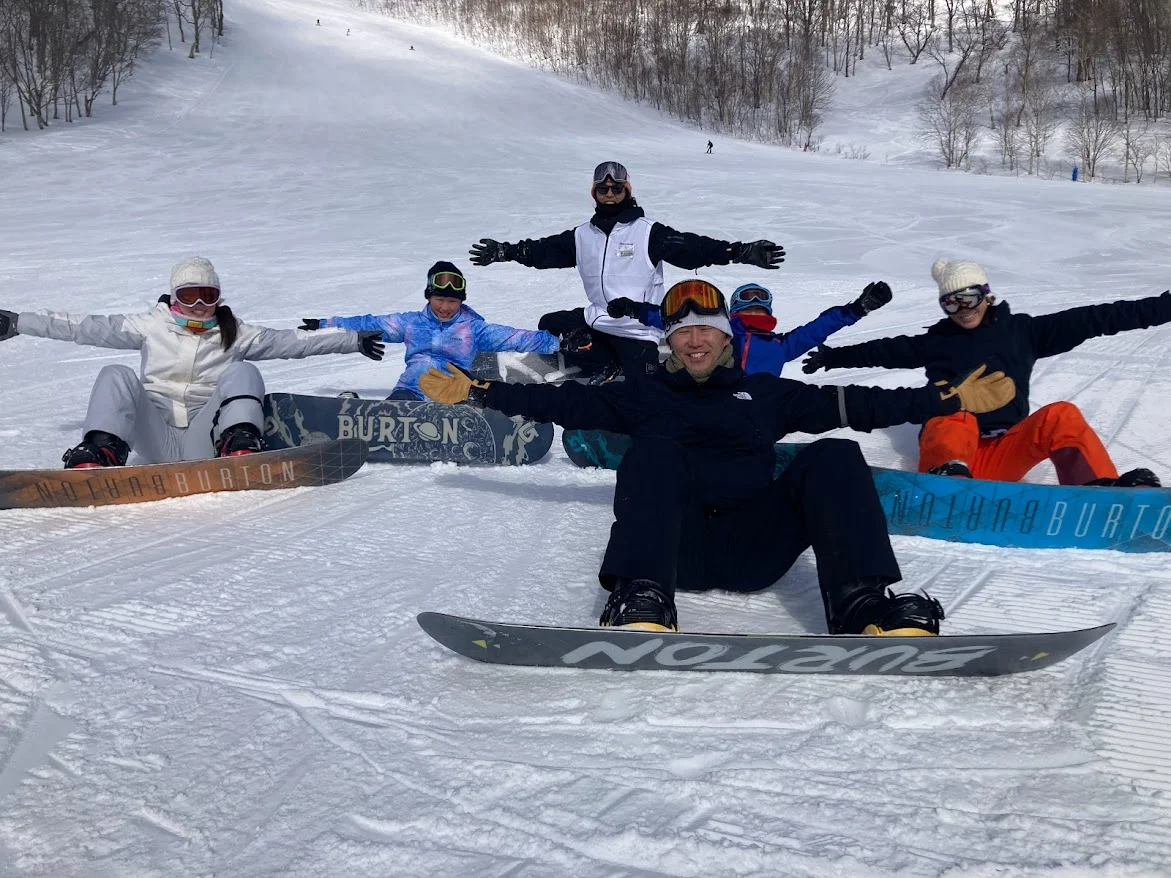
[[1085, 468, 1161, 488], [215, 423, 266, 458], [599, 578, 678, 632], [827, 579, 945, 636], [927, 460, 973, 478], [62, 431, 130, 469]]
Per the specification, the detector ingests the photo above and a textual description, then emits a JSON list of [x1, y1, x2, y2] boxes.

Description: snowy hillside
[[2, 0, 1171, 875]]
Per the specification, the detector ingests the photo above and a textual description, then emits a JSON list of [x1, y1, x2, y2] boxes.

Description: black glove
[[848, 281, 892, 318], [802, 345, 832, 374], [559, 327, 593, 354], [606, 297, 641, 319], [300, 318, 322, 331], [358, 331, 385, 361], [0, 309, 16, 342], [731, 240, 785, 269], [469, 238, 510, 267]]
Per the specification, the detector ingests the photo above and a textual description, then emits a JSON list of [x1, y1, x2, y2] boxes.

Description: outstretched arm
[[236, 323, 365, 360], [319, 312, 407, 344], [14, 309, 148, 349], [649, 223, 784, 270], [802, 332, 931, 374], [470, 230, 577, 270], [474, 321, 561, 355], [1028, 290, 1171, 358]]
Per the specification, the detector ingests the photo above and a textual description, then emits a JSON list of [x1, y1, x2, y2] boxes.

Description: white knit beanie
[[931, 258, 987, 296], [665, 310, 733, 338], [170, 256, 221, 294]]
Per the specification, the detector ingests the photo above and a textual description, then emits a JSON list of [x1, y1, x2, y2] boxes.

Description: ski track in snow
[[2, 0, 1171, 874]]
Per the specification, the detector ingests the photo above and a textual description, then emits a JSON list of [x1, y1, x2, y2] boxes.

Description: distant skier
[[0, 257, 382, 468], [299, 261, 591, 400], [417, 279, 1017, 635], [468, 161, 784, 382], [316, 18, 320, 25], [803, 257, 1171, 486], [346, 28, 350, 35], [706, 140, 713, 154], [607, 279, 892, 376]]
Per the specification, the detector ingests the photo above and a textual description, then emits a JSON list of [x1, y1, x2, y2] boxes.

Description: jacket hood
[[590, 202, 645, 236]]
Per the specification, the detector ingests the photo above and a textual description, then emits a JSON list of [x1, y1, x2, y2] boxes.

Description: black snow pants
[[538, 308, 660, 381]]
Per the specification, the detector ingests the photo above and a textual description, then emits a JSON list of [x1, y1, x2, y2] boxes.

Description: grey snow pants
[[81, 363, 266, 463]]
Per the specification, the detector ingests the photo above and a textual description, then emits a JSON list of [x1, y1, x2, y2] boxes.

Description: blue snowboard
[[264, 394, 553, 465], [562, 429, 1171, 553]]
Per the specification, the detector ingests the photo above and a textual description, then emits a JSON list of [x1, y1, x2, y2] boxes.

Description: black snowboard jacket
[[506, 204, 737, 271], [485, 361, 963, 507], [816, 292, 1171, 433]]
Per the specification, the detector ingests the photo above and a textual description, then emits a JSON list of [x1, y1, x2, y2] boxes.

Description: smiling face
[[667, 325, 731, 377], [428, 295, 462, 321], [172, 287, 219, 321], [948, 296, 990, 330], [592, 176, 628, 206]]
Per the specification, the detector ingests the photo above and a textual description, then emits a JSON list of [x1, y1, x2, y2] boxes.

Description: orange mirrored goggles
[[661, 279, 728, 326]]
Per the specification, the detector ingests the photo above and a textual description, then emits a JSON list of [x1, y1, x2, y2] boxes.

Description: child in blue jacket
[[607, 280, 891, 376], [302, 261, 589, 399]]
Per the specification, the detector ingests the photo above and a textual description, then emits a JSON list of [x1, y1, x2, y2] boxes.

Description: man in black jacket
[[468, 161, 784, 381], [803, 257, 1171, 487], [419, 280, 1015, 636]]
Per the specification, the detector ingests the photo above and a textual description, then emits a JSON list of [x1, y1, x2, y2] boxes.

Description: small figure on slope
[[607, 278, 891, 376], [0, 257, 383, 468], [300, 261, 591, 401], [418, 280, 1017, 636], [803, 257, 1171, 486], [468, 161, 784, 382]]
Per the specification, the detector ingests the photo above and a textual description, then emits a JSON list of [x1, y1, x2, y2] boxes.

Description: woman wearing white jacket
[[0, 256, 384, 468]]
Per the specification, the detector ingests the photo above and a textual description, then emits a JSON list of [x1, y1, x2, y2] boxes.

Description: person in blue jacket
[[301, 262, 590, 400], [418, 279, 1017, 637], [606, 279, 891, 376]]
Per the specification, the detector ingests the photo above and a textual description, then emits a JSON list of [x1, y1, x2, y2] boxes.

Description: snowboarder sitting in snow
[[802, 257, 1171, 487], [299, 261, 591, 401], [417, 279, 1017, 637], [468, 161, 784, 382], [607, 278, 892, 376], [0, 256, 383, 468]]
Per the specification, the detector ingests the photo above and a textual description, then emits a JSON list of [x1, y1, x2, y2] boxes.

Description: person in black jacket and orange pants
[[803, 257, 1171, 487]]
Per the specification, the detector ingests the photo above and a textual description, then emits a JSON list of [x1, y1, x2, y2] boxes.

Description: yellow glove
[[936, 364, 1015, 413], [419, 363, 492, 406]]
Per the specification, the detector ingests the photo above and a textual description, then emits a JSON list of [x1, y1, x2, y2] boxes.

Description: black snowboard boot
[[62, 431, 130, 469], [599, 578, 678, 632], [828, 579, 944, 636], [927, 460, 973, 478], [215, 423, 266, 458], [1085, 468, 1161, 488]]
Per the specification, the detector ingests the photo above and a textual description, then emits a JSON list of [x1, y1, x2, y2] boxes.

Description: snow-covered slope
[[2, 0, 1171, 874]]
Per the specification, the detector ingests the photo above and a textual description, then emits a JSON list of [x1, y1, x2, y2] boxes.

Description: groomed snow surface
[[3, 0, 1171, 874]]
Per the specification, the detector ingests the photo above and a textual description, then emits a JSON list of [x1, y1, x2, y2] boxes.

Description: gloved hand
[[300, 318, 322, 331], [0, 310, 17, 342], [469, 238, 511, 267], [419, 362, 493, 407], [358, 331, 385, 361], [936, 364, 1015, 413], [559, 327, 593, 354], [802, 345, 833, 374], [731, 240, 785, 270], [606, 297, 662, 328], [848, 281, 892, 318]]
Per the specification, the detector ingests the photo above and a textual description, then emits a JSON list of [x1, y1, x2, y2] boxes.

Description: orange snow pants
[[918, 402, 1119, 485]]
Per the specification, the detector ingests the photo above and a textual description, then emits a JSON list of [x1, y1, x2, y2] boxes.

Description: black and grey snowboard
[[469, 351, 591, 384], [0, 438, 368, 510], [263, 393, 553, 465], [417, 612, 1115, 676]]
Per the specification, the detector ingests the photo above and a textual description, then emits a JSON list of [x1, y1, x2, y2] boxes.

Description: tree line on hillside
[[0, 0, 224, 133], [365, 0, 1171, 182]]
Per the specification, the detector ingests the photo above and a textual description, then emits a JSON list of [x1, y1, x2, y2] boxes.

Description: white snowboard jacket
[[18, 303, 361, 427]]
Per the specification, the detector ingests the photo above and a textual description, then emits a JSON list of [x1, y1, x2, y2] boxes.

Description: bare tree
[[918, 72, 984, 168], [1066, 89, 1120, 181]]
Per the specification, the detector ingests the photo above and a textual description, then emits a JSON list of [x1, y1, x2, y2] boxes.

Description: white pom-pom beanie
[[170, 256, 221, 294], [931, 258, 987, 296]]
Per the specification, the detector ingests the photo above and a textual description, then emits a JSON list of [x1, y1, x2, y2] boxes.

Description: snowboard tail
[[417, 612, 1115, 677], [562, 429, 1171, 553], [264, 393, 553, 465], [0, 438, 367, 510]]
